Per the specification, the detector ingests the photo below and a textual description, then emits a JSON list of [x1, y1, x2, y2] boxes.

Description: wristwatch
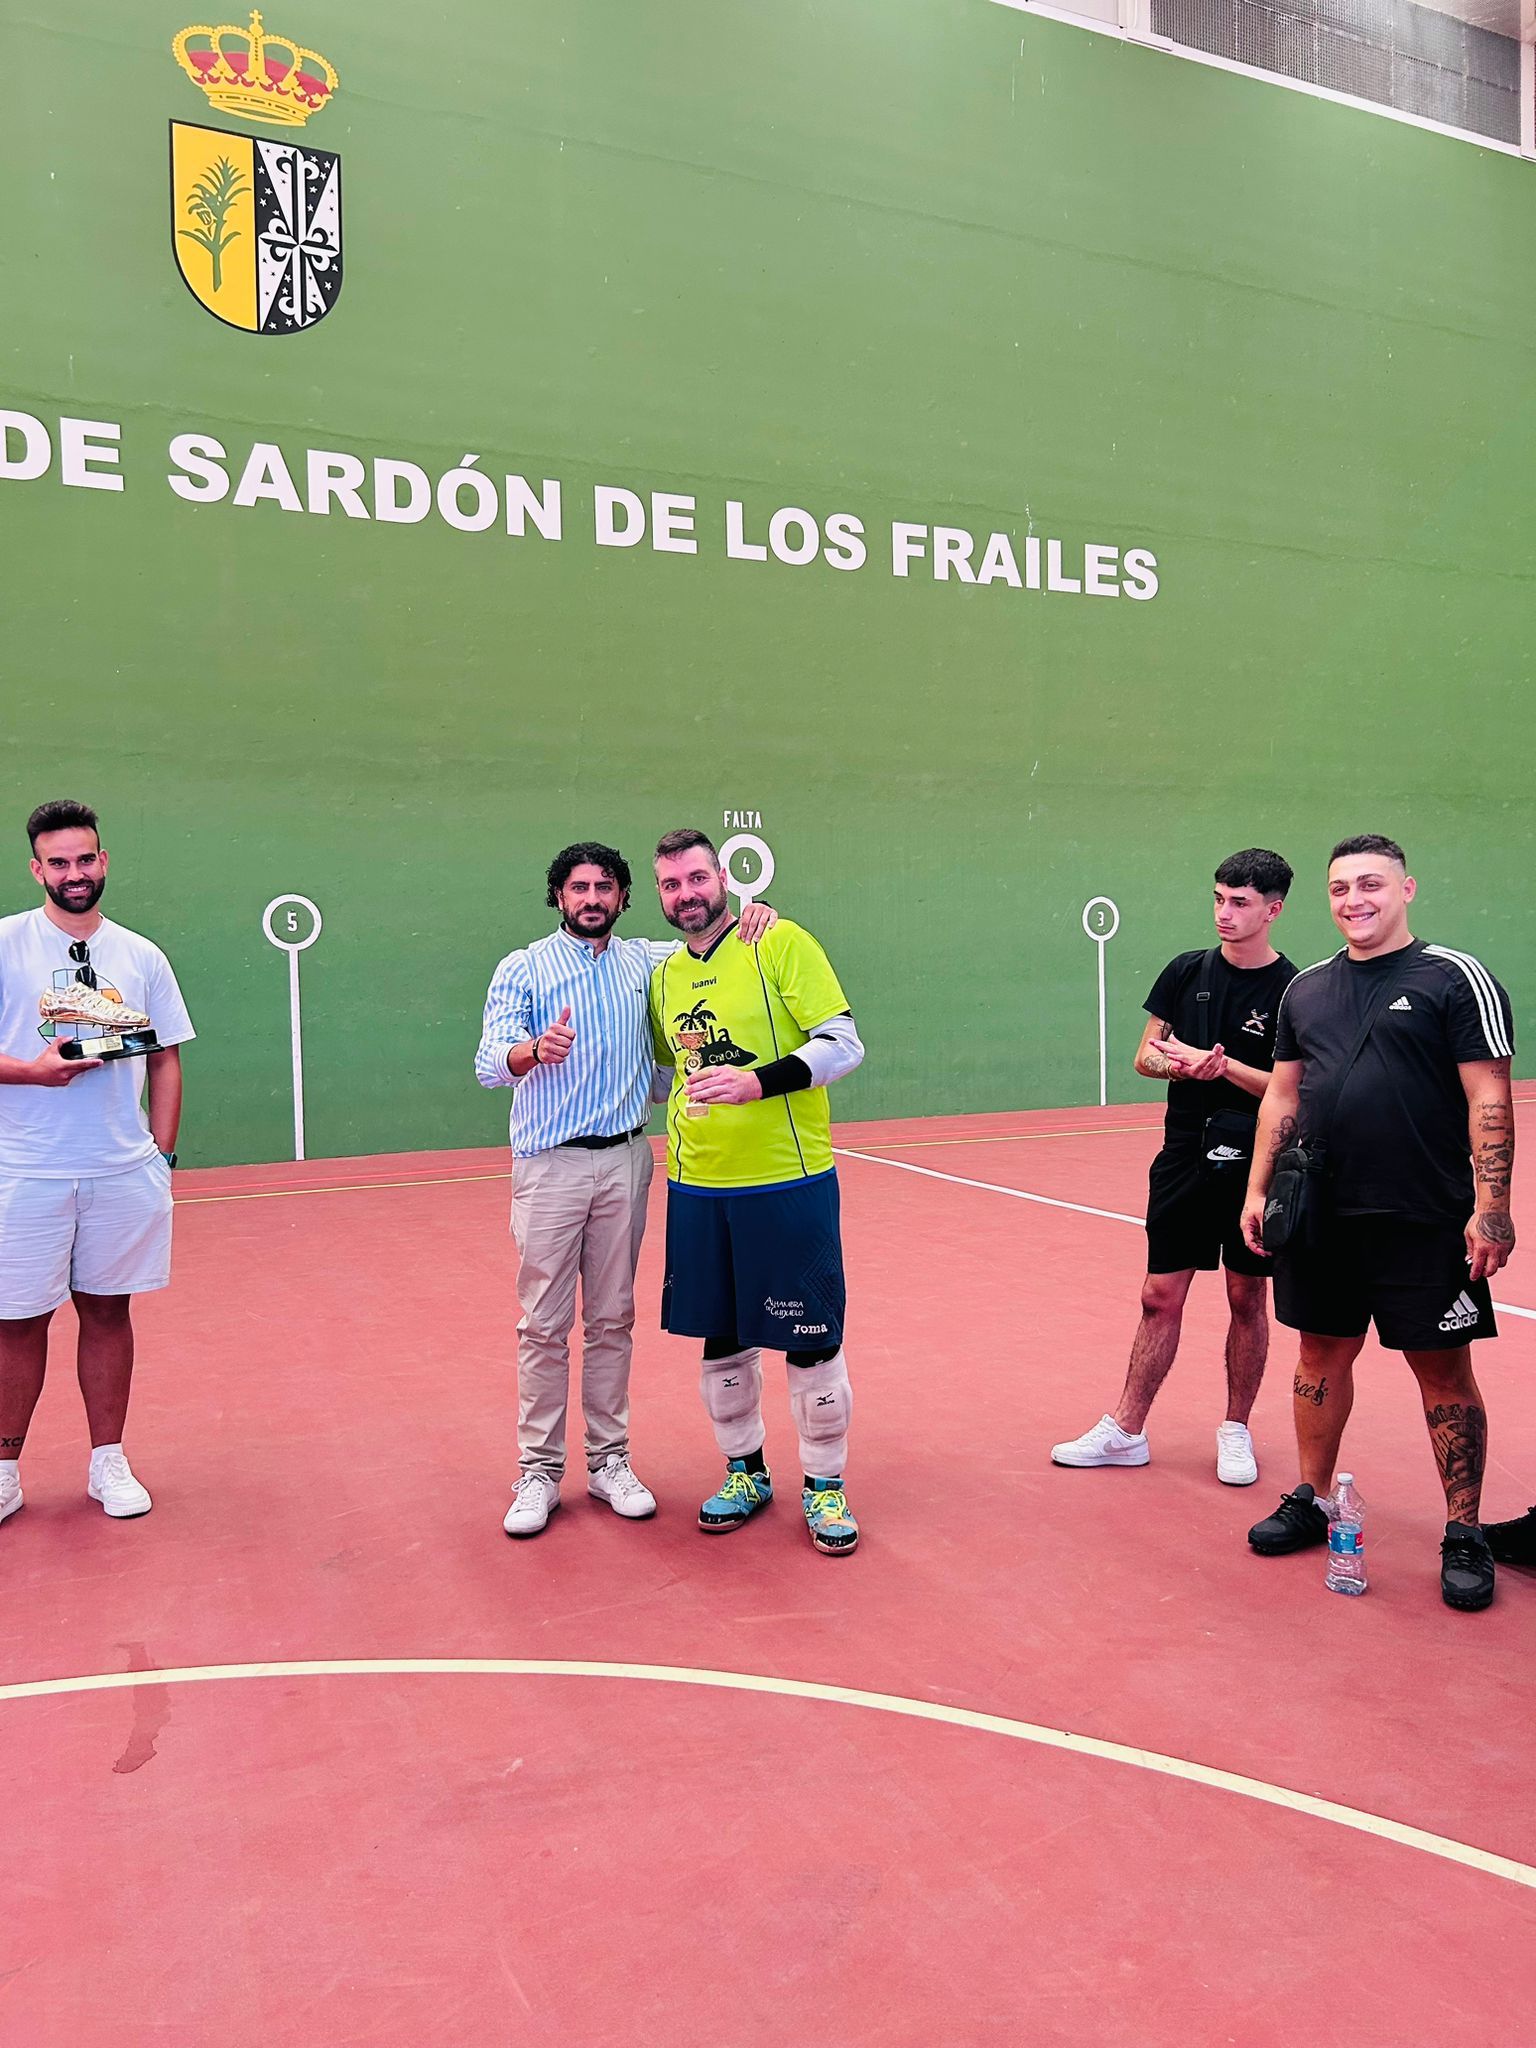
[[160, 1151, 177, 1168]]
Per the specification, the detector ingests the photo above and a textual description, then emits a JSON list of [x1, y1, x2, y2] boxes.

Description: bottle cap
[[1337, 1472, 1353, 1486]]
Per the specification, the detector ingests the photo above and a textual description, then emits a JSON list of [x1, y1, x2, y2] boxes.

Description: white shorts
[[0, 1157, 175, 1318]]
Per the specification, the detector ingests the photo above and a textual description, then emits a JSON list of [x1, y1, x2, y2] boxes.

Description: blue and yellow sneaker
[[802, 1478, 859, 1555], [698, 1459, 773, 1532]]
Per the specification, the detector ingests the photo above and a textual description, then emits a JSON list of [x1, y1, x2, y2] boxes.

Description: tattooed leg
[[1406, 1349, 1488, 1526], [1293, 1333, 1362, 1496], [0, 1310, 55, 1459]]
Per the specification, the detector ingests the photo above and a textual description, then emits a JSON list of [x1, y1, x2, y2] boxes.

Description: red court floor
[[3, 1105, 1533, 2045]]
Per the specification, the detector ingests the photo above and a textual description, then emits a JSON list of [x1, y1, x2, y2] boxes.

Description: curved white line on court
[[1, 1657, 1531, 1892], [833, 1147, 1536, 1320]]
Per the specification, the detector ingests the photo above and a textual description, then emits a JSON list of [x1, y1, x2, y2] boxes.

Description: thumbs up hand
[[537, 1006, 576, 1066]]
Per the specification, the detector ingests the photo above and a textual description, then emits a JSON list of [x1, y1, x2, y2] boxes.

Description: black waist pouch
[[1201, 1110, 1257, 1174], [1262, 1143, 1324, 1253]]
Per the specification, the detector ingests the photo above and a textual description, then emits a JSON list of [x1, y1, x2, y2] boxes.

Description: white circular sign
[[262, 894, 324, 954], [1081, 895, 1120, 943], [720, 833, 776, 905]]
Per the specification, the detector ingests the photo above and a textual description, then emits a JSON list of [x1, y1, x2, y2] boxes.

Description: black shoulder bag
[[1261, 954, 1414, 1255], [1191, 949, 1259, 1175]]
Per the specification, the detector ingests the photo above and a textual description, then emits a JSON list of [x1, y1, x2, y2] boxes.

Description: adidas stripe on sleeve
[[1424, 945, 1515, 1061]]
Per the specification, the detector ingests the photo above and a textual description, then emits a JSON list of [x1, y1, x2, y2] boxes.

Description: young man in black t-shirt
[[1053, 850, 1296, 1486], [1241, 835, 1516, 1611]]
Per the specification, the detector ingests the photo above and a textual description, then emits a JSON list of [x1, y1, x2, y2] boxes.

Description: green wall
[[3, 0, 1531, 1163]]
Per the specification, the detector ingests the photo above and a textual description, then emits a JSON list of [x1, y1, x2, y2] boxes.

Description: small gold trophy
[[40, 982, 160, 1062], [677, 1029, 709, 1119]]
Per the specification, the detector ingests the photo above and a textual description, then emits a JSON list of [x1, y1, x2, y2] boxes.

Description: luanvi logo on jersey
[[1438, 1291, 1481, 1332], [170, 13, 343, 334], [1389, 996, 1413, 1012], [1240, 1009, 1269, 1037]]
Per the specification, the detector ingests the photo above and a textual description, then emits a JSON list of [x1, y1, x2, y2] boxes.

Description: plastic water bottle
[[1325, 1473, 1367, 1595]]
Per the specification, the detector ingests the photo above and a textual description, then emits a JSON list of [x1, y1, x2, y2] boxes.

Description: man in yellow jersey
[[649, 829, 866, 1554]]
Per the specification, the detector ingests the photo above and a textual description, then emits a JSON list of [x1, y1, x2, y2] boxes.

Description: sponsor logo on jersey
[[1241, 1009, 1269, 1037]]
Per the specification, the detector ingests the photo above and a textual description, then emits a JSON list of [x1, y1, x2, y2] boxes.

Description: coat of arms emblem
[[169, 13, 343, 335]]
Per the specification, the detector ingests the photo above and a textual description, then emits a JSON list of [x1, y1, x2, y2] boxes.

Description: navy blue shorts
[[661, 1170, 846, 1352]]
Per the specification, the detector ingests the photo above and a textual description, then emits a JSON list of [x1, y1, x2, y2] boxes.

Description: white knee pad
[[786, 1349, 852, 1479], [699, 1348, 764, 1458]]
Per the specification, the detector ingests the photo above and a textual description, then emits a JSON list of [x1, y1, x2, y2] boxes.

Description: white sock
[[89, 1442, 122, 1470], [0, 1459, 18, 1478]]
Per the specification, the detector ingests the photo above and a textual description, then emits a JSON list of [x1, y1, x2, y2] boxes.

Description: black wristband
[[754, 1053, 813, 1099], [529, 1038, 542, 1065]]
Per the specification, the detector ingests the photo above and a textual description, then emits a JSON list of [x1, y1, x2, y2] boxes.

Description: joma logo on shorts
[[792, 1322, 828, 1336]]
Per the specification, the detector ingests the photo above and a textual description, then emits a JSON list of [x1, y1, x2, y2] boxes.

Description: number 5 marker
[[262, 895, 323, 1161]]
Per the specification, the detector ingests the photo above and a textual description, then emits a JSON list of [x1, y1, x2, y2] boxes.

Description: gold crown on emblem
[[172, 10, 338, 127]]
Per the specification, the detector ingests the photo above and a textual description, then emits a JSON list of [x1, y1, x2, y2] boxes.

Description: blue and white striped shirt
[[475, 926, 678, 1157]]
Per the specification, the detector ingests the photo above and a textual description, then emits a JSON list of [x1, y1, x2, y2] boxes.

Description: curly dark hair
[[545, 841, 632, 909], [1213, 848, 1292, 900], [27, 799, 99, 850]]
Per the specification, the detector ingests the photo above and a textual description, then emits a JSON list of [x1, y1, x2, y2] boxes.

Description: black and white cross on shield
[[254, 135, 342, 335]]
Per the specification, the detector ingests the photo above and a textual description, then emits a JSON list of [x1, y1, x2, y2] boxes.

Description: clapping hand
[[1151, 1034, 1227, 1083]]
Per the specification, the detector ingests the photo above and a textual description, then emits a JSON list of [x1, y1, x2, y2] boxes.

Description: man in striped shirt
[[476, 841, 772, 1537], [1240, 835, 1516, 1611]]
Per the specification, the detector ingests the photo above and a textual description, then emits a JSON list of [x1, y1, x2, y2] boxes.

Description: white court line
[[1, 1658, 1531, 1892], [833, 1147, 1536, 1322]]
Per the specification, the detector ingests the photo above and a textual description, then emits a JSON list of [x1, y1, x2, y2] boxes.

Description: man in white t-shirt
[[0, 800, 195, 1525]]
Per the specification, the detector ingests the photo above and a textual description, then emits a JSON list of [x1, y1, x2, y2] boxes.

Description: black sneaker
[[1481, 1506, 1536, 1569], [1248, 1483, 1330, 1555], [1441, 1522, 1496, 1611]]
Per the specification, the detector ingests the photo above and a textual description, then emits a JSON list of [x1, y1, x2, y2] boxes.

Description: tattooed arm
[[1460, 1057, 1516, 1281], [1133, 1015, 1180, 1082], [1240, 1059, 1302, 1257]]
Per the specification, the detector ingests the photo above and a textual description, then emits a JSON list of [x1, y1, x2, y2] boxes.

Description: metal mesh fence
[[1150, 0, 1521, 142]]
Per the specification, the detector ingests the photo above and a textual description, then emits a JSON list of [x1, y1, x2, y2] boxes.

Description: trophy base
[[60, 1030, 161, 1063]]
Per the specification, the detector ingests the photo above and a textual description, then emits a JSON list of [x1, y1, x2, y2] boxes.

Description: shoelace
[[515, 1474, 554, 1502], [1276, 1489, 1321, 1528], [715, 1469, 762, 1506], [1441, 1532, 1488, 1563], [805, 1487, 849, 1523], [600, 1461, 645, 1497], [96, 1451, 132, 1487]]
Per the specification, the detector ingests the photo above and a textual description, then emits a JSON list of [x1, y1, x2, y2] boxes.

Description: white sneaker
[[1216, 1421, 1259, 1486], [88, 1449, 152, 1518], [588, 1454, 657, 1520], [503, 1471, 561, 1537], [1051, 1414, 1150, 1468], [0, 1468, 22, 1526]]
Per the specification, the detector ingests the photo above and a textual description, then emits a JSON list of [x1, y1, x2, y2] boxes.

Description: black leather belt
[[561, 1125, 648, 1151]]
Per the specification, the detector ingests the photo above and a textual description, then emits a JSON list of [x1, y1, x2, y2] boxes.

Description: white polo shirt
[[0, 908, 196, 1178]]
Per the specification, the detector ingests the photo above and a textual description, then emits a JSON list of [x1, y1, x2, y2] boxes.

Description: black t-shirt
[[1273, 939, 1515, 1223], [1144, 948, 1298, 1140]]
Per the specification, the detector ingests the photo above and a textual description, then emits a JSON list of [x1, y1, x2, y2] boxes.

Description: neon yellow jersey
[[650, 919, 849, 1189]]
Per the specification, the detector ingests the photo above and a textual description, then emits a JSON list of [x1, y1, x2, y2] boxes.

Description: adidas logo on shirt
[[1388, 996, 1413, 1011], [1438, 1291, 1481, 1333]]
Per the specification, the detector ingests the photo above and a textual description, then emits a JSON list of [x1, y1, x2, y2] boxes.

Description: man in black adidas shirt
[[1241, 835, 1516, 1611], [1053, 850, 1296, 1485]]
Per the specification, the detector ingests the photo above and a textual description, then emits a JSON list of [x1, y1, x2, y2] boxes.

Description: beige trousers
[[510, 1138, 654, 1477]]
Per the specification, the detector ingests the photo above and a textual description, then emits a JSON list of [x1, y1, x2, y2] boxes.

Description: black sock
[[740, 1446, 767, 1477]]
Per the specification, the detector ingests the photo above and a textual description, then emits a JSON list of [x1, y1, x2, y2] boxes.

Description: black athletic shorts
[[1145, 1142, 1268, 1278], [661, 1170, 846, 1352], [1273, 1215, 1497, 1350]]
